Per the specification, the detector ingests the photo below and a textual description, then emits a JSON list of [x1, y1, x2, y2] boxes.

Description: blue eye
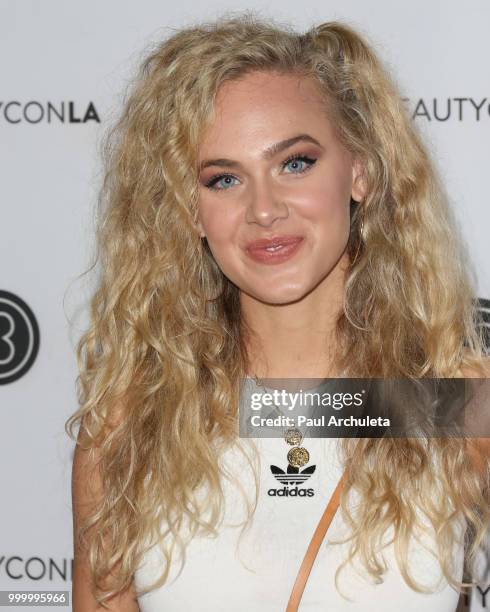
[[205, 174, 238, 191], [282, 154, 317, 174]]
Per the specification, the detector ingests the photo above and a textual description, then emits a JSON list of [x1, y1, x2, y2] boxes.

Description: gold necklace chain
[[252, 374, 311, 470]]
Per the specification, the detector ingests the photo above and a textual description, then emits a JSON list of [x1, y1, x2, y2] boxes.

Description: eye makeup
[[203, 152, 318, 191]]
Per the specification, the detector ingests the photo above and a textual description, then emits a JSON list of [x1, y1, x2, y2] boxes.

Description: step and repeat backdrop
[[1, 1, 489, 610]]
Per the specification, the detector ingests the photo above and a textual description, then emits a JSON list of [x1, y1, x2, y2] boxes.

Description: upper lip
[[245, 235, 304, 250]]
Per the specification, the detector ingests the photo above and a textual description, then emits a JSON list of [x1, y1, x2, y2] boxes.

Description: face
[[196, 70, 366, 306]]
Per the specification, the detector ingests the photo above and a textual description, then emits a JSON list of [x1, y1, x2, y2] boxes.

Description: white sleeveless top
[[134, 381, 465, 611]]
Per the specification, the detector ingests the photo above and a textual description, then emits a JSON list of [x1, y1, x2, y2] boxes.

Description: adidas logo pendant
[[268, 463, 316, 497]]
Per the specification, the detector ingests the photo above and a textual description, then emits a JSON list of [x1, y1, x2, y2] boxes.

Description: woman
[[66, 12, 490, 611]]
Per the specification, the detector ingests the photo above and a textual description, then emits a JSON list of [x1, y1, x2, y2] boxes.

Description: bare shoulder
[[72, 407, 140, 611], [459, 355, 490, 485], [460, 354, 490, 378]]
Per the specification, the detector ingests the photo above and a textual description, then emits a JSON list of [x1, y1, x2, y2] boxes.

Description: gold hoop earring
[[350, 214, 364, 266]]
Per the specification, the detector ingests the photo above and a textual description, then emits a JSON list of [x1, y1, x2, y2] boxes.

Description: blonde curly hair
[[65, 10, 490, 607]]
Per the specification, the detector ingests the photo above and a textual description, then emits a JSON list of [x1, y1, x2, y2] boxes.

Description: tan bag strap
[[285, 468, 348, 612]]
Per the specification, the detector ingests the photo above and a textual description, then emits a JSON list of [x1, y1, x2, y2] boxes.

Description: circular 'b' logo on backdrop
[[0, 290, 40, 385]]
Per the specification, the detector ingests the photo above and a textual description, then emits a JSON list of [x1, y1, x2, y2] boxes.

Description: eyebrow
[[199, 133, 323, 171]]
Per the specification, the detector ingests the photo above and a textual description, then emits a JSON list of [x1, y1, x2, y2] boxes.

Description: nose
[[245, 176, 289, 227]]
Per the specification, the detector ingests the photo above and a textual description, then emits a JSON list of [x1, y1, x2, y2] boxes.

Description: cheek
[[295, 172, 351, 225], [198, 199, 240, 247]]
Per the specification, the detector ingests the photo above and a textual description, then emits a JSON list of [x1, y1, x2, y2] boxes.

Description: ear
[[351, 158, 367, 203], [195, 214, 206, 238]]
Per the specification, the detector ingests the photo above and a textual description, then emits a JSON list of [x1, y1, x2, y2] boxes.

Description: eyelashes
[[203, 153, 318, 191]]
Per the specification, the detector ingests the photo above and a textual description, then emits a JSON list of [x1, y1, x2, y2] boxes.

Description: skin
[[196, 70, 366, 378]]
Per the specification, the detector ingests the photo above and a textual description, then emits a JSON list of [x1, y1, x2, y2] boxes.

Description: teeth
[[265, 244, 283, 252]]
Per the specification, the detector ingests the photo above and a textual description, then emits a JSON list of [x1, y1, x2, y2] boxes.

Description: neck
[[240, 255, 347, 380]]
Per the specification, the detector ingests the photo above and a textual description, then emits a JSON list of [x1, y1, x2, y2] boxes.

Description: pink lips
[[245, 235, 304, 265]]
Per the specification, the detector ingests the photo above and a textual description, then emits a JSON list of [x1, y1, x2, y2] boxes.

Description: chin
[[245, 283, 309, 306]]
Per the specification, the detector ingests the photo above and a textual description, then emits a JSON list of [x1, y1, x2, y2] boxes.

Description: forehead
[[215, 70, 324, 107], [200, 71, 334, 149]]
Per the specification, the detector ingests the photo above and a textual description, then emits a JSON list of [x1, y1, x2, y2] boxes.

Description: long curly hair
[[65, 11, 490, 607]]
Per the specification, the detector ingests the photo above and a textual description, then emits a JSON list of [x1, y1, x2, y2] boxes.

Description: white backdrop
[[1, 1, 489, 610]]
